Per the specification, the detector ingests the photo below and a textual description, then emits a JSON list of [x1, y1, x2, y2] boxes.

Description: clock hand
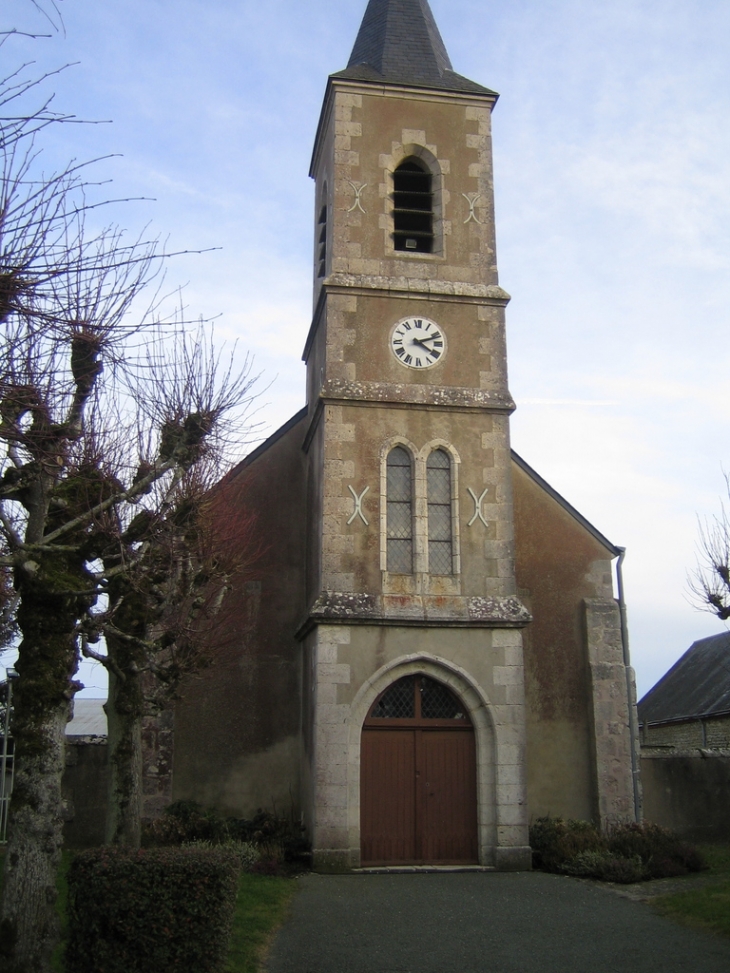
[[412, 336, 437, 350]]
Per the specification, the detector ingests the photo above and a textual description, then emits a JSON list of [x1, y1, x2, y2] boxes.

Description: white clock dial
[[389, 316, 447, 369]]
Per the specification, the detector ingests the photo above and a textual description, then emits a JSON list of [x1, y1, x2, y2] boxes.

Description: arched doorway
[[360, 674, 478, 865]]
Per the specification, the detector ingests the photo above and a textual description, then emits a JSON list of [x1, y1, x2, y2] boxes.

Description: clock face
[[389, 316, 447, 369]]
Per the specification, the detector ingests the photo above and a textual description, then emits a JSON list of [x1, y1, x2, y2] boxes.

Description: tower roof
[[332, 0, 497, 97]]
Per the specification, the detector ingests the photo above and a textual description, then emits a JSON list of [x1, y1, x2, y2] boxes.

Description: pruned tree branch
[[689, 474, 730, 621]]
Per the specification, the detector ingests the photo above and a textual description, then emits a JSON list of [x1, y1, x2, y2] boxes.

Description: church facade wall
[[172, 414, 309, 817], [304, 622, 529, 871], [512, 460, 636, 825], [307, 400, 515, 600]]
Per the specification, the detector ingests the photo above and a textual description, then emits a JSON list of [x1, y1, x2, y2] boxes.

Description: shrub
[[530, 817, 603, 872], [142, 801, 312, 866], [558, 849, 609, 878], [529, 816, 706, 884], [596, 855, 647, 884], [142, 800, 229, 847], [607, 822, 707, 879], [252, 857, 285, 876], [184, 839, 261, 872], [66, 846, 240, 973]]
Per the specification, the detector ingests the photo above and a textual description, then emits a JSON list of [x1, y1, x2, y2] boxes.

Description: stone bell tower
[[299, 0, 533, 870]]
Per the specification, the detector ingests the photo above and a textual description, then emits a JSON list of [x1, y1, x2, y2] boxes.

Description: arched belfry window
[[427, 449, 453, 574], [386, 446, 413, 573], [392, 159, 433, 253]]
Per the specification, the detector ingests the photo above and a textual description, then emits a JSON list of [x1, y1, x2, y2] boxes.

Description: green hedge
[[66, 846, 240, 973]]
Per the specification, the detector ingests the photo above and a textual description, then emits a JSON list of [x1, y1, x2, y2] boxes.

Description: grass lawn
[[652, 843, 730, 939], [1, 847, 298, 972], [225, 872, 298, 973]]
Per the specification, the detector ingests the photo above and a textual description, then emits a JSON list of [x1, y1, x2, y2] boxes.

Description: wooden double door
[[360, 675, 478, 866]]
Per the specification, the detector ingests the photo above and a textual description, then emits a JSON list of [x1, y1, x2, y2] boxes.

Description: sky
[[3, 0, 730, 699]]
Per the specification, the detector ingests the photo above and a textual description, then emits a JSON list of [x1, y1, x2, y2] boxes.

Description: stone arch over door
[[346, 655, 497, 867]]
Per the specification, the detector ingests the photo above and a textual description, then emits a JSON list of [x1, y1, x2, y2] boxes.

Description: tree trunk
[[0, 552, 88, 972], [0, 702, 69, 973], [104, 665, 143, 848]]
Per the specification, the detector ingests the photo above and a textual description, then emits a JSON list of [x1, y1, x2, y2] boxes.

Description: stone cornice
[[324, 273, 511, 303], [319, 378, 516, 413], [302, 276, 511, 363], [296, 591, 532, 639]]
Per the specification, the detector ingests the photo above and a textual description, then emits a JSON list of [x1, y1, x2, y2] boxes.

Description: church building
[[169, 0, 640, 870]]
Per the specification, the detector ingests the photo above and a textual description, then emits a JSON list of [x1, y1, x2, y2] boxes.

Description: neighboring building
[[67, 699, 107, 738], [638, 631, 730, 839], [638, 632, 730, 749], [169, 0, 639, 870]]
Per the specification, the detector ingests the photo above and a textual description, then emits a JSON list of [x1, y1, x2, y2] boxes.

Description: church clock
[[389, 316, 447, 369]]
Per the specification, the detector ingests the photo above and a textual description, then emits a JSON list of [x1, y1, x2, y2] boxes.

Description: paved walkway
[[266, 871, 730, 973]]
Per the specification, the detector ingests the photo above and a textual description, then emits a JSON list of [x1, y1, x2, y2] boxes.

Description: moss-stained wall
[[171, 412, 309, 817], [511, 458, 620, 822]]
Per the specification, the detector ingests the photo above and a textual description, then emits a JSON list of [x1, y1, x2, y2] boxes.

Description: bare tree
[[689, 474, 730, 621], [0, 11, 258, 972], [76, 329, 261, 849]]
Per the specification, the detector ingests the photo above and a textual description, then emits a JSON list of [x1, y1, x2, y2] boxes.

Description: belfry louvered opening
[[316, 200, 327, 278], [386, 446, 413, 573], [427, 449, 453, 574], [392, 159, 433, 253]]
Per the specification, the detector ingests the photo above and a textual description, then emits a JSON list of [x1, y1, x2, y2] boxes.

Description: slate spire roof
[[332, 0, 496, 97]]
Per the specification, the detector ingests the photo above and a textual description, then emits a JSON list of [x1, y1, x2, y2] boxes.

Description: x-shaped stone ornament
[[467, 486, 489, 527], [462, 192, 482, 224], [347, 485, 370, 526], [347, 182, 368, 214]]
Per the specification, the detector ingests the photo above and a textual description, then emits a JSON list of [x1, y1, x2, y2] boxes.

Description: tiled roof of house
[[332, 0, 497, 96], [638, 631, 730, 725]]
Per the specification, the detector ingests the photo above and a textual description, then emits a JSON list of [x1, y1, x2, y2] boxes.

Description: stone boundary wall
[[641, 749, 730, 840], [641, 716, 730, 750], [62, 737, 108, 848]]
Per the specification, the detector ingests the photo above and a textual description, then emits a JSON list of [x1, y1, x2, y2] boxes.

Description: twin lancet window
[[386, 447, 454, 575]]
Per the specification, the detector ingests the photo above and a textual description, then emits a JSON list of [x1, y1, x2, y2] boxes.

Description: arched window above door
[[366, 674, 470, 724]]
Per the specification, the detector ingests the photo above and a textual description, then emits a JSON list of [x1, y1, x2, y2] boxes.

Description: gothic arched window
[[386, 446, 413, 573], [392, 159, 433, 253], [427, 449, 453, 574]]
